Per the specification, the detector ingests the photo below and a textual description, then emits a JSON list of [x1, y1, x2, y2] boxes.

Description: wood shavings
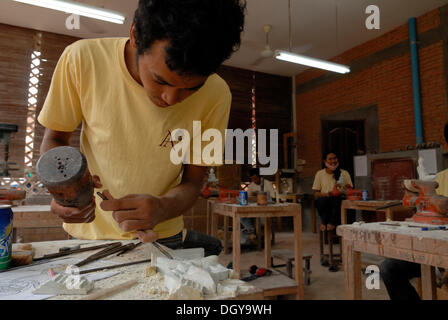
[[145, 266, 157, 278]]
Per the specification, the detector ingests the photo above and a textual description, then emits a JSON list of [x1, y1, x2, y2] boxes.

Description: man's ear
[[129, 22, 138, 49]]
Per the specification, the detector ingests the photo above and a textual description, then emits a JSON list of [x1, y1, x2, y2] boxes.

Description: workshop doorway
[[321, 120, 366, 179]]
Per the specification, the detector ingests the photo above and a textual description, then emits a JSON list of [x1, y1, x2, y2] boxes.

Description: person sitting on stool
[[312, 151, 353, 232]]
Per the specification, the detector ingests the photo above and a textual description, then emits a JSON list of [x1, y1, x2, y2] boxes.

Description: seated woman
[[312, 151, 353, 232]]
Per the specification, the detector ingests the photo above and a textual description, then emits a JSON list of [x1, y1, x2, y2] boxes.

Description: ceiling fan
[[249, 24, 274, 67], [248, 0, 350, 74], [248, 2, 312, 67]]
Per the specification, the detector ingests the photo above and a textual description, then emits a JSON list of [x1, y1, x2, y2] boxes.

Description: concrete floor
[[218, 231, 400, 300]]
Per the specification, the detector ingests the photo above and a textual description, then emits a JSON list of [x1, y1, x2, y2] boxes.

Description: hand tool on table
[[59, 244, 81, 252], [421, 226, 447, 231], [79, 259, 152, 275], [116, 241, 142, 256], [402, 179, 448, 225], [33, 242, 122, 262], [241, 265, 272, 282], [80, 279, 139, 300], [152, 242, 174, 259], [75, 242, 125, 267], [375, 201, 403, 211]]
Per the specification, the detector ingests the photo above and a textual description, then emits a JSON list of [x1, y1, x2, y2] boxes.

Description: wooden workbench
[[5, 239, 263, 300], [337, 222, 448, 300], [211, 202, 304, 300], [341, 200, 404, 225]]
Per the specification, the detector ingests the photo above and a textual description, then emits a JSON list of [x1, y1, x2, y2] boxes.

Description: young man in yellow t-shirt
[[37, 0, 246, 256]]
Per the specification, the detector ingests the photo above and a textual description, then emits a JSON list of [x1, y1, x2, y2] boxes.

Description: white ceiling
[[1, 0, 448, 77]]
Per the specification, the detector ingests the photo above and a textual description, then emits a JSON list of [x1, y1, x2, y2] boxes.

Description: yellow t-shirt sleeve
[[192, 86, 231, 167], [312, 171, 322, 191], [38, 45, 82, 132]]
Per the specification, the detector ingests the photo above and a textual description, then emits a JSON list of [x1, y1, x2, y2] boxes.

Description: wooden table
[[278, 194, 317, 233], [341, 200, 404, 225], [211, 202, 304, 299], [337, 222, 448, 300]]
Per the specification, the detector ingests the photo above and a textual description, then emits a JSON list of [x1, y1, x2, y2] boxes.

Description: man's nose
[[161, 88, 180, 106]]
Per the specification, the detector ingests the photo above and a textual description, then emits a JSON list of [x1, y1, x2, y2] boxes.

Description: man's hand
[[50, 175, 102, 224], [99, 190, 159, 243]]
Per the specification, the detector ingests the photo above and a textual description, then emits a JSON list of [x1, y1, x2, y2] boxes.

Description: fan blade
[[251, 56, 268, 67]]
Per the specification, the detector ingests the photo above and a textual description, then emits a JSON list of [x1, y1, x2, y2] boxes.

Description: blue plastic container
[[239, 191, 248, 206], [0, 205, 13, 270]]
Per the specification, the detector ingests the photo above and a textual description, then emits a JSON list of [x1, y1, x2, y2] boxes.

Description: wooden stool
[[270, 249, 312, 286], [319, 229, 342, 268]]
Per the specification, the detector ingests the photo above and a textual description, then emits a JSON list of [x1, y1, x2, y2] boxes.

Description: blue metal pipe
[[409, 17, 424, 145]]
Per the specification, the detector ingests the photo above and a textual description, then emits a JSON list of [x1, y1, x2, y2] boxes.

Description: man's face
[[135, 39, 208, 108]]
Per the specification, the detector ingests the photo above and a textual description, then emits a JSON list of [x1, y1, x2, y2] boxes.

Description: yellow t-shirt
[[38, 38, 231, 240], [312, 169, 353, 194], [436, 169, 448, 197]]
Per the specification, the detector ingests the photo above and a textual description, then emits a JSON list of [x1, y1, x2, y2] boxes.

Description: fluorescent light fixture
[[14, 0, 126, 24], [274, 50, 350, 74]]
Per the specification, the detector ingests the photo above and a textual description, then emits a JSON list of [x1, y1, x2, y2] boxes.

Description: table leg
[[341, 202, 348, 225], [276, 217, 282, 232], [342, 238, 362, 300], [264, 217, 272, 269], [311, 197, 317, 233], [293, 213, 304, 300], [233, 215, 241, 278], [206, 201, 211, 235], [224, 216, 230, 255], [420, 264, 437, 300], [211, 209, 218, 238], [385, 208, 393, 221], [256, 218, 262, 251]]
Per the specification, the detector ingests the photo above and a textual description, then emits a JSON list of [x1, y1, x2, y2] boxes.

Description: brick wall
[[296, 7, 448, 179], [0, 24, 80, 181]]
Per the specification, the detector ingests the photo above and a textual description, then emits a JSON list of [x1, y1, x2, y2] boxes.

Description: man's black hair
[[444, 122, 448, 144], [133, 0, 246, 76]]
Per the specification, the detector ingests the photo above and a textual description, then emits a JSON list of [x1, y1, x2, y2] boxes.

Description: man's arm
[[160, 164, 207, 221], [40, 128, 72, 155], [100, 164, 207, 242]]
